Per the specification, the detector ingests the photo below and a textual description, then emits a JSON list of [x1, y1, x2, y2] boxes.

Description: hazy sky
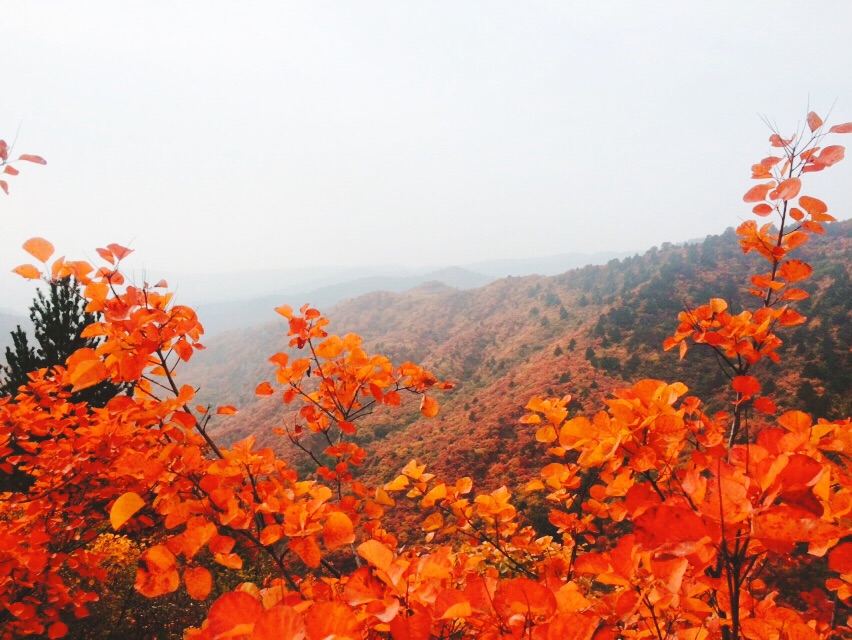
[[2, 2, 852, 312]]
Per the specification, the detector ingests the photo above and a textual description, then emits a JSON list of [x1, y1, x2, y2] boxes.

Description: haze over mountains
[[174, 249, 633, 335]]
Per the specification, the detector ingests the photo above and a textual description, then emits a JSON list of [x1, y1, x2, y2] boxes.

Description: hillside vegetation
[[186, 220, 851, 490]]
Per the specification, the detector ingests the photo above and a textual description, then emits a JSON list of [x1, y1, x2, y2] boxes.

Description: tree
[[1, 276, 127, 406], [0, 113, 850, 640]]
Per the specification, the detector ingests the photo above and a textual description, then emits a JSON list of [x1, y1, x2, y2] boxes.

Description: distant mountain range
[[163, 250, 633, 335]]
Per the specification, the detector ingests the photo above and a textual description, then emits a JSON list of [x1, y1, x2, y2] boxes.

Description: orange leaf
[[752, 203, 773, 217], [275, 304, 294, 318], [779, 260, 813, 283], [798, 195, 827, 216], [217, 405, 238, 415], [22, 237, 54, 263], [207, 591, 264, 638], [67, 348, 108, 391], [290, 536, 322, 568], [389, 611, 431, 640], [135, 545, 180, 597], [778, 410, 812, 432], [107, 243, 133, 260], [111, 492, 145, 530], [184, 566, 213, 600], [743, 183, 775, 203], [323, 512, 355, 551], [305, 602, 360, 640], [776, 177, 802, 201], [807, 111, 823, 132], [0, 180, 7, 194], [815, 145, 845, 167], [315, 335, 343, 359], [12, 264, 41, 279], [769, 134, 793, 147], [358, 539, 394, 572], [255, 381, 275, 397], [547, 612, 600, 640], [252, 605, 306, 640], [420, 395, 439, 418]]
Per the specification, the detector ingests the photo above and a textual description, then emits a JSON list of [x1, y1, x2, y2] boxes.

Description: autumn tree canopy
[[0, 113, 850, 640]]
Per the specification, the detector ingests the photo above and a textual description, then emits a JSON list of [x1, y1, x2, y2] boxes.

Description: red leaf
[[0, 180, 7, 195], [753, 397, 776, 414], [829, 542, 852, 573], [19, 154, 47, 164], [828, 122, 852, 134], [807, 111, 823, 132], [732, 376, 760, 396]]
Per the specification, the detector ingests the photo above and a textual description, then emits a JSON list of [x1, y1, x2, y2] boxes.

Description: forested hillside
[[185, 220, 851, 491]]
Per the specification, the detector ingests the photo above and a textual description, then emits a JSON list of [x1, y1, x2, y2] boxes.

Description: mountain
[[158, 222, 852, 495], [463, 250, 633, 278], [193, 267, 495, 335]]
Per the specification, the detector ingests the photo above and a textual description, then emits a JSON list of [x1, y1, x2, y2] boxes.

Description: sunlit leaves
[[22, 237, 55, 263], [110, 492, 145, 530], [322, 512, 355, 550], [135, 546, 180, 597], [420, 395, 439, 418], [12, 263, 41, 279]]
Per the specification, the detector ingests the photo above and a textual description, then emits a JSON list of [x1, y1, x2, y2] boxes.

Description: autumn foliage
[[1, 113, 851, 640]]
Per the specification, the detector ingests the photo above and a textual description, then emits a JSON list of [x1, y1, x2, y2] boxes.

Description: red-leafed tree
[[0, 112, 850, 640]]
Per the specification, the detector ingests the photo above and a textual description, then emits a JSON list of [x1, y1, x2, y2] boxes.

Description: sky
[[2, 1, 852, 312]]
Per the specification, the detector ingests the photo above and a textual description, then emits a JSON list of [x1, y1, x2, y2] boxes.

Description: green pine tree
[[1, 277, 127, 406]]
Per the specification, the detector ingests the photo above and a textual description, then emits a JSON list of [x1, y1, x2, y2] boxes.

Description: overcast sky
[[2, 1, 851, 312]]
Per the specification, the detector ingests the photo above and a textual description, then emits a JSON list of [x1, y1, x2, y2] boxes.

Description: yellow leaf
[[111, 492, 145, 530]]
